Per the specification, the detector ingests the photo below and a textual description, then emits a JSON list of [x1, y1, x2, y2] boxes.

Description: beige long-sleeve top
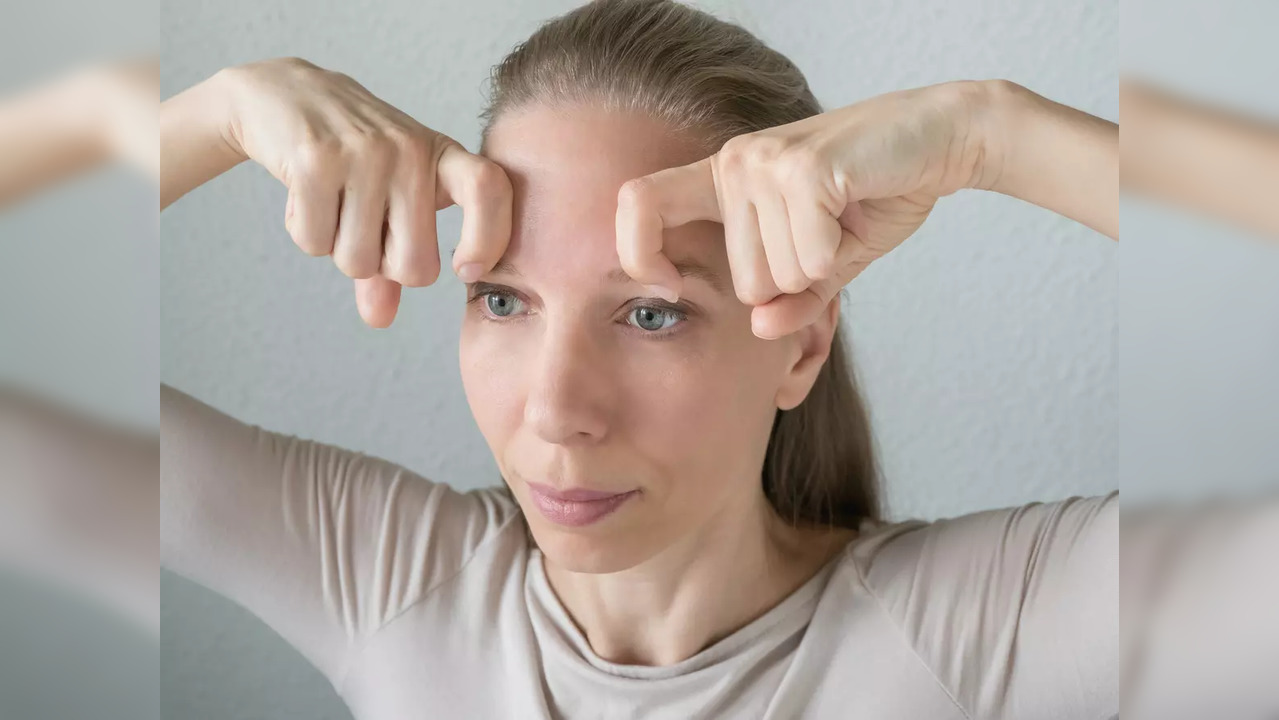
[[160, 384, 1118, 719]]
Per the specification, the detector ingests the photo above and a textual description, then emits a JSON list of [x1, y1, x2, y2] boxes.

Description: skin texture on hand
[[160, 58, 513, 328], [160, 64, 1126, 339], [616, 79, 1118, 340]]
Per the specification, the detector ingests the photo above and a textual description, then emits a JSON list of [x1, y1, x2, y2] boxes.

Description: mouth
[[525, 481, 640, 528]]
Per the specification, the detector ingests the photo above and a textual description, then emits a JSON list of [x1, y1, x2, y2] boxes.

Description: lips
[[526, 482, 633, 502], [525, 481, 639, 528]]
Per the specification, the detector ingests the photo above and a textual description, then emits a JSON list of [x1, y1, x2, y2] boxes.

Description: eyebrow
[[486, 259, 729, 295]]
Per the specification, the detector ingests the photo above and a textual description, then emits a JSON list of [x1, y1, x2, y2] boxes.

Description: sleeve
[[159, 383, 520, 686], [0, 386, 158, 635], [1122, 501, 1279, 720], [856, 492, 1118, 720]]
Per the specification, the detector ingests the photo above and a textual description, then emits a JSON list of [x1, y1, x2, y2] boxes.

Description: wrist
[[973, 79, 1119, 238], [159, 68, 250, 208], [966, 79, 1032, 194], [203, 67, 250, 163]]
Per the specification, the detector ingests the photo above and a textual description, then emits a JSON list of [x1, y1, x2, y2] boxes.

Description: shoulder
[[836, 493, 1119, 718], [846, 492, 1118, 604]]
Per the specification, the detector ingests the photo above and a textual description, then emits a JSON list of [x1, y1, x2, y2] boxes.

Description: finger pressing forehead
[[479, 103, 722, 281]]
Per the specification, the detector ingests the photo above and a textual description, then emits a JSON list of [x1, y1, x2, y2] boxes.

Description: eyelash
[[466, 285, 690, 339]]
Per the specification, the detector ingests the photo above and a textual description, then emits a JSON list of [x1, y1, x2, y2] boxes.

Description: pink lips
[[526, 481, 639, 527]]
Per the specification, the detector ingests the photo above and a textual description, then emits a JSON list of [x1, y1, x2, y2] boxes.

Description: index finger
[[435, 141, 513, 282], [615, 157, 721, 300]]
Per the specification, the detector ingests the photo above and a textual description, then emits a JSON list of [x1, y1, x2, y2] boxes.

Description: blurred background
[[0, 1, 158, 719], [1120, 0, 1279, 503]]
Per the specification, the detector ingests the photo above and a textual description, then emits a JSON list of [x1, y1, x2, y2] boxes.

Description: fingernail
[[645, 284, 679, 303], [752, 315, 779, 339], [456, 263, 483, 283]]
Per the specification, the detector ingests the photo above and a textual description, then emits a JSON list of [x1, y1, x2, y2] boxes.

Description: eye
[[483, 291, 524, 318], [627, 305, 683, 332]]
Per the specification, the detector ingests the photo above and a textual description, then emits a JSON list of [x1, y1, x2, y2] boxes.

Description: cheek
[[459, 320, 525, 448], [623, 332, 786, 482]]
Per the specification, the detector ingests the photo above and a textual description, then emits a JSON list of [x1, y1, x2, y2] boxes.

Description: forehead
[[481, 104, 722, 274]]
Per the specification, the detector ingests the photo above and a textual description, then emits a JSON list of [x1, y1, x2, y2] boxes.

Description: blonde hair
[[480, 0, 880, 527]]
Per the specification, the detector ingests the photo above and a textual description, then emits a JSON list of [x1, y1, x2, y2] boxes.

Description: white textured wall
[[159, 1, 1126, 717]]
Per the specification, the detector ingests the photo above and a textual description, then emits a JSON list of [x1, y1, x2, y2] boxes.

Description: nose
[[523, 322, 612, 446]]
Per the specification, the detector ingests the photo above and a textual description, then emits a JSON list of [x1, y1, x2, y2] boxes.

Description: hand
[[215, 58, 513, 327], [616, 80, 1001, 339]]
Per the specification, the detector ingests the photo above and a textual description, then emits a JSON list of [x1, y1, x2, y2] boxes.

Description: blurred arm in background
[[1120, 77, 1279, 712], [0, 59, 158, 635], [1121, 80, 1279, 238], [0, 59, 157, 207], [0, 387, 158, 636]]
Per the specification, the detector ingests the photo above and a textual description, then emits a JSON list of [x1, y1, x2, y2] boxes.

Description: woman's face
[[461, 104, 821, 572]]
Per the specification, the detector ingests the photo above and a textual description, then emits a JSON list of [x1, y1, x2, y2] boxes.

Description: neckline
[[527, 541, 851, 680]]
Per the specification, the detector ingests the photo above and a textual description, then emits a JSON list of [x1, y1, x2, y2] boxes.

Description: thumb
[[354, 276, 402, 328], [749, 261, 868, 339]]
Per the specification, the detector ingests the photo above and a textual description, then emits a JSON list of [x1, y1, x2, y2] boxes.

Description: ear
[[774, 295, 840, 411]]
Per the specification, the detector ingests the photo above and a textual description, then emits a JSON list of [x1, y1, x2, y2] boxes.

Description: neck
[[541, 493, 857, 667]]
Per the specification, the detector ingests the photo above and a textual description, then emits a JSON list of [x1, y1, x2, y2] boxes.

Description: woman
[[160, 0, 1117, 717]]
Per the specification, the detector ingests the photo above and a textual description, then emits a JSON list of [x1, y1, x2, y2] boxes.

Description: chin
[[525, 520, 653, 574]]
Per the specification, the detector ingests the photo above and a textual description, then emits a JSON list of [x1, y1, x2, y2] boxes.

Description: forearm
[[982, 80, 1120, 240], [0, 62, 158, 207], [0, 75, 109, 207], [1120, 81, 1279, 238], [160, 71, 245, 210]]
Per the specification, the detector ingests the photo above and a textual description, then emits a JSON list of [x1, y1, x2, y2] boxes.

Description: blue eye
[[484, 292, 523, 317], [628, 306, 681, 332]]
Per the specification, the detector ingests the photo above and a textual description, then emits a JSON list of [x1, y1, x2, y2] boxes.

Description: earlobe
[[774, 296, 841, 410]]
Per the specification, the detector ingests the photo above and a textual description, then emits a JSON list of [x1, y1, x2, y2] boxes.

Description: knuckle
[[777, 146, 825, 185], [468, 159, 512, 204], [776, 272, 809, 295], [393, 257, 441, 288], [292, 234, 331, 257], [747, 135, 787, 163], [718, 135, 752, 169], [294, 136, 342, 177], [333, 251, 377, 280], [617, 176, 655, 210], [388, 127, 432, 163], [344, 130, 395, 168], [736, 282, 772, 306], [803, 253, 836, 280], [384, 241, 441, 287], [277, 56, 312, 69], [381, 125, 416, 153]]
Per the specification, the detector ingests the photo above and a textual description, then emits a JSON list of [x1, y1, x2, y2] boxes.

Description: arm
[[159, 70, 245, 210], [0, 388, 158, 635], [159, 58, 511, 326], [983, 80, 1120, 240], [160, 384, 520, 685], [616, 79, 1120, 338], [0, 60, 157, 207], [1120, 81, 1279, 238], [860, 493, 1119, 719]]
